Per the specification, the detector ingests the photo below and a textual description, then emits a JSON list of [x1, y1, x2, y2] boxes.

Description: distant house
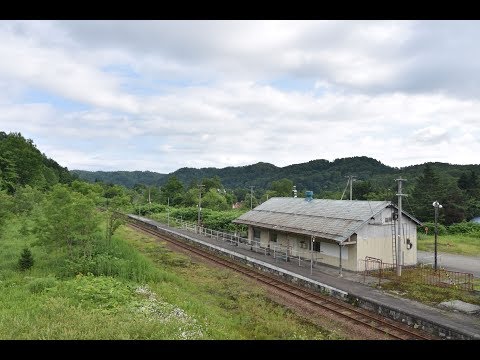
[[232, 202, 243, 209], [232, 194, 422, 272]]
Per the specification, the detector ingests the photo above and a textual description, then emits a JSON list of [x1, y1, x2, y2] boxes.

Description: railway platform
[[128, 214, 480, 340]]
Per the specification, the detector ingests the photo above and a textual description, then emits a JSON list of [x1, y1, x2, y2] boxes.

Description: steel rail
[[128, 220, 437, 340]]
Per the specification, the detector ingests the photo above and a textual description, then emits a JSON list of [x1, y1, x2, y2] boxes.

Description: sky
[[1, 20, 480, 173]]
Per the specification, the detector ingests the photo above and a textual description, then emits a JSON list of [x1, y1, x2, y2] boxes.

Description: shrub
[[447, 221, 480, 235], [18, 247, 34, 271], [27, 276, 57, 293]]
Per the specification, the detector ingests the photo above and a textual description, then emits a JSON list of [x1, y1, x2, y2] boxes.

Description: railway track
[[128, 219, 437, 340]]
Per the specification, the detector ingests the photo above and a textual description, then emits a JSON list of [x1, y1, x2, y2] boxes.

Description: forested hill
[[170, 157, 394, 192], [71, 170, 166, 189], [71, 156, 480, 195], [71, 156, 480, 223], [72, 157, 393, 189], [0, 132, 74, 193]]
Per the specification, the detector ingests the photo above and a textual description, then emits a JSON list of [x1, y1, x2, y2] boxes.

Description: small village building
[[232, 194, 422, 272]]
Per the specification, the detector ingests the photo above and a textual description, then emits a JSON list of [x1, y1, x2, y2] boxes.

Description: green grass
[[0, 216, 343, 339], [474, 278, 480, 292], [417, 232, 480, 256], [116, 225, 342, 339]]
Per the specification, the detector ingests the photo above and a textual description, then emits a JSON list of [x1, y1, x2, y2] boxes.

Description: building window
[[270, 232, 277, 243], [313, 241, 321, 252], [384, 216, 392, 224], [253, 228, 261, 240], [300, 240, 306, 249]]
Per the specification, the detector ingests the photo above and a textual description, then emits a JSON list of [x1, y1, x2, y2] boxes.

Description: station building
[[233, 193, 422, 272]]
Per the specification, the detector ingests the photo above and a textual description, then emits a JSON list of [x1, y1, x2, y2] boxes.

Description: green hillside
[[0, 131, 74, 193], [72, 157, 480, 196], [71, 170, 166, 188]]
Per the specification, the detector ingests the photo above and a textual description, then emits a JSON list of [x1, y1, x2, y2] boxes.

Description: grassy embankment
[[417, 232, 480, 257], [0, 216, 342, 340]]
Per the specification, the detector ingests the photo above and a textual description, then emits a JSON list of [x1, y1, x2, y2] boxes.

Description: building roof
[[233, 197, 421, 243]]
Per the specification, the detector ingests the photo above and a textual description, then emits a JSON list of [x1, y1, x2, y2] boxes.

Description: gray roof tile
[[233, 197, 417, 242]]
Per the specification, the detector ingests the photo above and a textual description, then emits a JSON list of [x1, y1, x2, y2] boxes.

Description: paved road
[[417, 250, 480, 277]]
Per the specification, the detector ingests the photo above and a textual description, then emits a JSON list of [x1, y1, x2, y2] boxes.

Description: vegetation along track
[[127, 219, 437, 340]]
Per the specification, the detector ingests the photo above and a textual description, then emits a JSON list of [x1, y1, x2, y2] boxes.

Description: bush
[[137, 203, 167, 216], [170, 207, 203, 222], [447, 221, 480, 235], [18, 247, 34, 271], [56, 274, 134, 310], [27, 276, 57, 293]]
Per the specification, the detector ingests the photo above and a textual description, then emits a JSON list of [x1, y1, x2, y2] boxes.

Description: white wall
[[356, 207, 417, 270]]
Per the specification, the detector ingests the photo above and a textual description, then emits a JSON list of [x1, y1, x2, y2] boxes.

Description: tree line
[[77, 160, 480, 225], [2, 131, 479, 228]]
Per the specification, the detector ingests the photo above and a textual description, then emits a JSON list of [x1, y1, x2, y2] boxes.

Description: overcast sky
[[1, 20, 479, 173]]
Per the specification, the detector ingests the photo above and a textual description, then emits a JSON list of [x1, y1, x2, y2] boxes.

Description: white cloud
[[1, 20, 480, 173], [412, 126, 450, 144], [0, 22, 139, 113]]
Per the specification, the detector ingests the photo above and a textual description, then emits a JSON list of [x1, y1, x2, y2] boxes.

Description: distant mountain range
[[70, 170, 167, 189], [71, 156, 480, 194]]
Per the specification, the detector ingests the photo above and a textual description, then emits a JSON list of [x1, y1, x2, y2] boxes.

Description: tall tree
[[410, 164, 443, 222], [34, 185, 101, 256], [161, 176, 184, 206], [0, 154, 18, 194], [12, 185, 44, 215], [0, 191, 13, 236], [352, 180, 374, 200], [201, 176, 223, 192], [270, 178, 294, 197], [0, 132, 44, 187], [201, 188, 229, 211]]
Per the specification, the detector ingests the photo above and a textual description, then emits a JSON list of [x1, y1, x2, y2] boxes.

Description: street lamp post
[[432, 201, 443, 271]]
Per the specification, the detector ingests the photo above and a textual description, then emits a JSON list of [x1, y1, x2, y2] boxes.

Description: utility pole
[[340, 175, 356, 200], [349, 175, 356, 200], [167, 197, 170, 227], [250, 186, 254, 209], [197, 184, 205, 231], [395, 178, 407, 277], [148, 187, 151, 213]]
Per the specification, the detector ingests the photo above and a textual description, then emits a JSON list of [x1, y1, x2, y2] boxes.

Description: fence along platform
[[360, 256, 474, 291]]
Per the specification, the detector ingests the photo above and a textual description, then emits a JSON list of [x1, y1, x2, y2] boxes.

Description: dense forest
[[2, 131, 480, 226], [0, 132, 75, 193], [71, 170, 166, 189], [73, 156, 480, 225]]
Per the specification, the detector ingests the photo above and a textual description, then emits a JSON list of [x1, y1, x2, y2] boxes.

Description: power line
[[340, 175, 356, 200], [404, 194, 418, 220]]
